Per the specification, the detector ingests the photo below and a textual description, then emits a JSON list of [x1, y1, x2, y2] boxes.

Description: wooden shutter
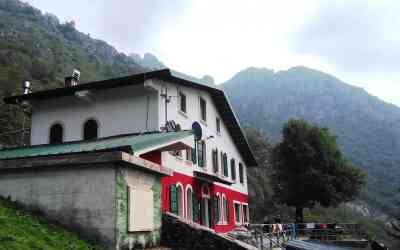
[[192, 193, 200, 222], [170, 185, 178, 215], [225, 198, 230, 223]]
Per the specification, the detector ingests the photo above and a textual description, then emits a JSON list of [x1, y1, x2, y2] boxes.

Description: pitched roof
[[4, 69, 257, 166], [0, 131, 192, 160]]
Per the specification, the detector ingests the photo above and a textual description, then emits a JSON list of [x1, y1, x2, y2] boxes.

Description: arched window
[[186, 186, 193, 221], [214, 193, 221, 224], [176, 183, 184, 217], [49, 123, 63, 144], [83, 119, 98, 140], [222, 195, 229, 223]]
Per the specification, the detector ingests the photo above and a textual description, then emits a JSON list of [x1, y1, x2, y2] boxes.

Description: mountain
[[223, 66, 400, 217], [0, 0, 148, 145]]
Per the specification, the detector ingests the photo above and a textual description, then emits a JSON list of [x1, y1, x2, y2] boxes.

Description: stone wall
[[0, 165, 117, 249], [161, 213, 258, 250]]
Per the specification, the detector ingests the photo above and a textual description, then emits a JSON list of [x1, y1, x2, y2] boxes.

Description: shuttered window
[[170, 185, 178, 215], [128, 187, 154, 231], [197, 140, 206, 168], [213, 195, 221, 224], [223, 153, 228, 177], [192, 193, 200, 222], [191, 147, 197, 164], [239, 163, 244, 183], [212, 149, 219, 173]]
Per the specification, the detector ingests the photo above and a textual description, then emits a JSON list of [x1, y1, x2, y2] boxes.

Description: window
[[243, 204, 249, 223], [239, 163, 244, 184], [212, 149, 219, 173], [170, 184, 184, 217], [83, 119, 98, 140], [230, 159, 236, 181], [222, 195, 229, 223], [49, 123, 63, 144], [128, 187, 154, 231], [186, 187, 193, 221], [186, 148, 192, 161], [197, 140, 206, 168], [216, 117, 221, 134], [200, 97, 207, 122], [177, 184, 184, 217], [234, 202, 241, 224], [179, 91, 187, 113], [214, 194, 221, 224], [223, 153, 228, 177]]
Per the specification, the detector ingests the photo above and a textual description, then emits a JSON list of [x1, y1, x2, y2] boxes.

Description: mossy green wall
[[115, 168, 162, 250]]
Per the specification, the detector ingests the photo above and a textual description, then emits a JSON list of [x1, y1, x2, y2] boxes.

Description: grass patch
[[0, 197, 102, 250]]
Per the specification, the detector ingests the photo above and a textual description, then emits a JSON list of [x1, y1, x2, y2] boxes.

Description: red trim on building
[[140, 151, 162, 165], [161, 171, 248, 233]]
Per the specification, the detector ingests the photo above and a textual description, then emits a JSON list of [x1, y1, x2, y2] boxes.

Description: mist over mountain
[[223, 66, 400, 217]]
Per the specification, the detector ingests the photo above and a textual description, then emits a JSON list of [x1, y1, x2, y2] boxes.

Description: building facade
[[4, 69, 257, 234]]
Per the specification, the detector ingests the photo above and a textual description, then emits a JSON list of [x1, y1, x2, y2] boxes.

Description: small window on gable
[[200, 97, 207, 122], [216, 117, 221, 134], [179, 91, 187, 113], [49, 123, 63, 144], [83, 119, 98, 140]]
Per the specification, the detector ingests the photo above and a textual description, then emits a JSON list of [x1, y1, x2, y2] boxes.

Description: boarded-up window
[[128, 187, 154, 232]]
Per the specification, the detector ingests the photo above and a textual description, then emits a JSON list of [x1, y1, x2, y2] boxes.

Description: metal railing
[[243, 223, 365, 250]]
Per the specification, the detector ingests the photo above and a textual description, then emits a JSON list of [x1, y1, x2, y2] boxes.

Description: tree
[[271, 118, 366, 223]]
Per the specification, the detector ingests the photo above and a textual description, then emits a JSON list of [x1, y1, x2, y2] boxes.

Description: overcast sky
[[25, 0, 400, 106]]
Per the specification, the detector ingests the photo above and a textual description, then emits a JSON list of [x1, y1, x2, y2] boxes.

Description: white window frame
[[178, 91, 188, 117], [221, 194, 228, 224], [242, 203, 249, 224], [176, 182, 185, 218], [185, 185, 193, 221], [199, 96, 207, 124], [216, 117, 221, 135], [233, 200, 242, 225]]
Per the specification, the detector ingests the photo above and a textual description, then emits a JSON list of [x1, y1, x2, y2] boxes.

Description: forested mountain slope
[[0, 0, 146, 145], [224, 66, 400, 217]]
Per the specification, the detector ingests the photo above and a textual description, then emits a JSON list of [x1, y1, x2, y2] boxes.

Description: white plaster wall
[[30, 84, 159, 145], [154, 80, 248, 195]]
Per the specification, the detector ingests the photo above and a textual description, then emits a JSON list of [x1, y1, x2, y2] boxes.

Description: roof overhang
[[193, 170, 235, 185], [0, 151, 173, 177]]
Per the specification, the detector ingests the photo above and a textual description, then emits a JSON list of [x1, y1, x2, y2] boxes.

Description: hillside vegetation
[[224, 67, 400, 218], [0, 197, 101, 250], [0, 0, 147, 145]]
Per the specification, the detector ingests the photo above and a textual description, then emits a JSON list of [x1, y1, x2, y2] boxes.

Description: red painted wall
[[140, 150, 248, 233], [161, 171, 248, 233]]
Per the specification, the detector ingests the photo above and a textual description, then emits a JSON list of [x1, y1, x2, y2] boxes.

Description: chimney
[[65, 69, 81, 87], [22, 81, 31, 94]]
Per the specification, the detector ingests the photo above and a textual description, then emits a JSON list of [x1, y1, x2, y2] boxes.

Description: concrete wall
[[0, 165, 117, 249], [30, 83, 159, 145]]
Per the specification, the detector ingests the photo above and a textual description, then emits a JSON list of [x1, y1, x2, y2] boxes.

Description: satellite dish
[[192, 122, 202, 140]]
